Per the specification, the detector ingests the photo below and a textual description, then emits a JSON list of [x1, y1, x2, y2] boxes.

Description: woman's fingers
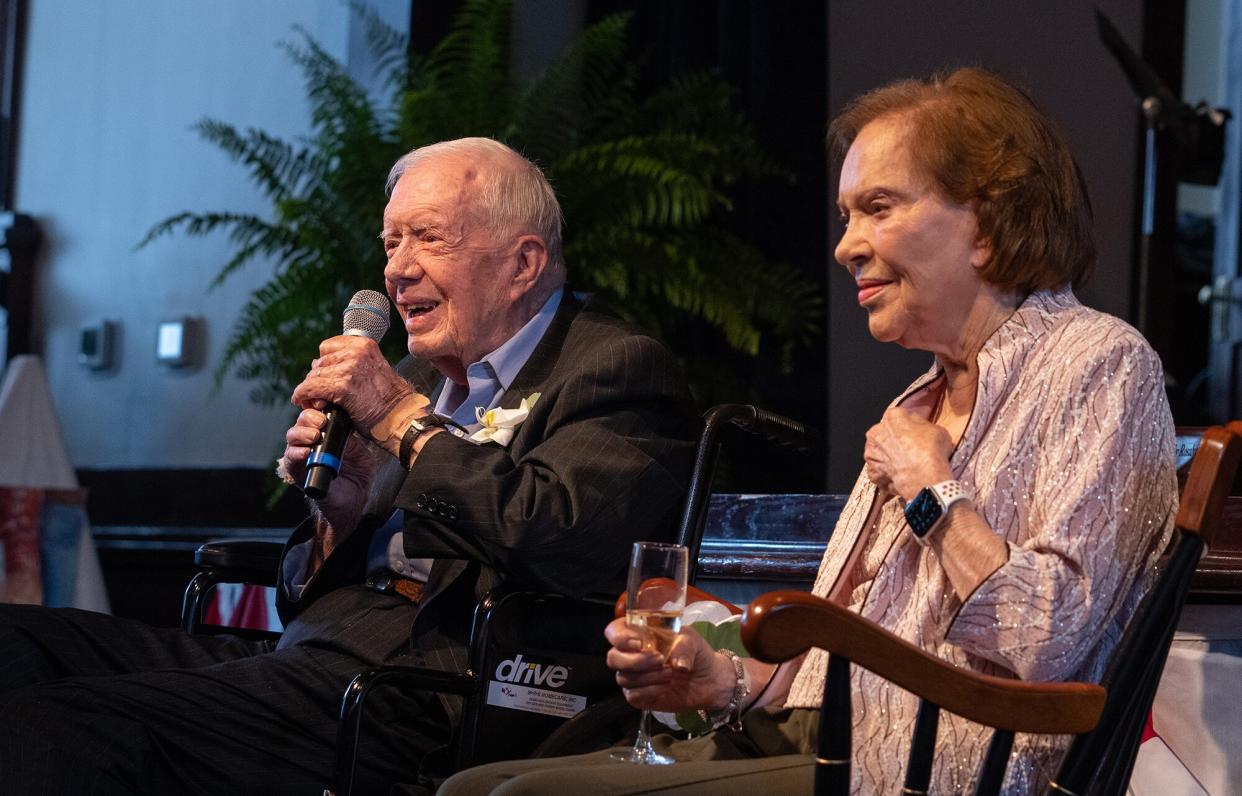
[[606, 645, 666, 672], [615, 667, 675, 690]]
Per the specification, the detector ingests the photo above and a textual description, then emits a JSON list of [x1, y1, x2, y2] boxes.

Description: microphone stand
[[1138, 95, 1159, 335], [1094, 7, 1231, 336]]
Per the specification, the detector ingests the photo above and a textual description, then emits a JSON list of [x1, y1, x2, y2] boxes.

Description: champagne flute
[[611, 541, 689, 765]]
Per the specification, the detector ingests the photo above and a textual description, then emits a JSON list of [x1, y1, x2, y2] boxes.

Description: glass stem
[[636, 710, 655, 753]]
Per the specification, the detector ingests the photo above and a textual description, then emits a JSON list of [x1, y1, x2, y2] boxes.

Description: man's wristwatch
[[399, 414, 452, 468], [903, 480, 972, 546]]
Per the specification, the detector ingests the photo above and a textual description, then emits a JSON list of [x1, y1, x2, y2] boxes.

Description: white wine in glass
[[611, 541, 688, 765], [625, 607, 681, 655]]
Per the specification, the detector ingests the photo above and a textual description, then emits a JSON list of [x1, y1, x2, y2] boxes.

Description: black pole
[[0, 0, 29, 210], [0, 0, 40, 362], [2, 211, 40, 359]]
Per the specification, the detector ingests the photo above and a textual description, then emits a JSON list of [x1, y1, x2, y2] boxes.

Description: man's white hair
[[386, 138, 565, 272]]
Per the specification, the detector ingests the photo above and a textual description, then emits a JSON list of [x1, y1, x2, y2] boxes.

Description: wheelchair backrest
[[457, 589, 619, 766]]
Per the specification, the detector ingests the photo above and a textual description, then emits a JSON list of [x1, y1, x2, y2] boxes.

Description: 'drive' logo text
[[494, 654, 569, 688]]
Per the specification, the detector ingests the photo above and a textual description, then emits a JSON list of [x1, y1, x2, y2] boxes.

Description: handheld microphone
[[303, 289, 392, 499]]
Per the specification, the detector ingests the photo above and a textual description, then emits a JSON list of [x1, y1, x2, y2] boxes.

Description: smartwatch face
[[904, 488, 942, 538]]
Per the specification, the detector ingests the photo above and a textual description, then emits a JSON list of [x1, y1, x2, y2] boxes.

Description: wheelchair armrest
[[677, 404, 815, 578], [333, 665, 480, 796], [194, 539, 284, 587], [741, 590, 1105, 734], [614, 582, 742, 618], [181, 539, 284, 634], [341, 664, 479, 706]]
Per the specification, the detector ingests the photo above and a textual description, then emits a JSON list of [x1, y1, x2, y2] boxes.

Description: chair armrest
[[193, 539, 284, 587], [741, 590, 1106, 735], [613, 582, 742, 618], [333, 665, 480, 796], [181, 539, 285, 634], [341, 665, 479, 705]]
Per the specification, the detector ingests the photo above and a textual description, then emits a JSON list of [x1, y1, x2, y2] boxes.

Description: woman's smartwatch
[[904, 480, 972, 545]]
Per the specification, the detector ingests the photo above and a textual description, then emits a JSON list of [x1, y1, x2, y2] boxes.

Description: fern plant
[[142, 0, 821, 406]]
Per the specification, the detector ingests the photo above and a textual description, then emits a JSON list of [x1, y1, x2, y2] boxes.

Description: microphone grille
[[342, 290, 392, 341]]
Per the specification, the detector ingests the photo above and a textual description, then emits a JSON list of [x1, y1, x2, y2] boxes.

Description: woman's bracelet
[[705, 648, 750, 731]]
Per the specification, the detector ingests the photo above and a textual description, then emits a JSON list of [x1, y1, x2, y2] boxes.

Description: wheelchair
[[180, 404, 812, 794]]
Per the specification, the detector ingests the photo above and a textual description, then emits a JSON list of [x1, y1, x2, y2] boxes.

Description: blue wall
[[16, 0, 407, 468]]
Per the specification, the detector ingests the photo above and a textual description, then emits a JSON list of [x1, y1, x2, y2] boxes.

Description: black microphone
[[303, 289, 392, 499]]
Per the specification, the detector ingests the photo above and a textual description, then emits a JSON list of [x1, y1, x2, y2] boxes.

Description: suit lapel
[[408, 292, 584, 608]]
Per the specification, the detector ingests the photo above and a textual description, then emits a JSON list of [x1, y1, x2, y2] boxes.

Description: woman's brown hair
[[829, 67, 1095, 293]]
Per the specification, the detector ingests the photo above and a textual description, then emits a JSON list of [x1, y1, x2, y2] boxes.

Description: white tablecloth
[[1131, 604, 1242, 795]]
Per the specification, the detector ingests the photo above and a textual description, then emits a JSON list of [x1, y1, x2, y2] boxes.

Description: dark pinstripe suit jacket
[[275, 292, 700, 723]]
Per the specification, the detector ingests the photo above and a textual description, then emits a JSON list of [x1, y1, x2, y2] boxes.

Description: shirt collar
[[432, 288, 563, 423], [481, 287, 563, 392]]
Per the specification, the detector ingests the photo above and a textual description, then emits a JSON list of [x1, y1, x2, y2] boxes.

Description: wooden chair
[[739, 423, 1242, 796]]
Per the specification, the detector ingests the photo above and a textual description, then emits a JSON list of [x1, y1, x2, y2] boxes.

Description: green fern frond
[[211, 221, 302, 287], [423, 0, 512, 134], [351, 2, 411, 92], [509, 12, 633, 164], [146, 0, 821, 407], [139, 211, 270, 248], [556, 135, 731, 228], [216, 255, 338, 399], [284, 27, 384, 150], [192, 121, 325, 203]]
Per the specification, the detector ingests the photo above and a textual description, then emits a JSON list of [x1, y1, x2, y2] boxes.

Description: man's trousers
[[0, 585, 447, 795]]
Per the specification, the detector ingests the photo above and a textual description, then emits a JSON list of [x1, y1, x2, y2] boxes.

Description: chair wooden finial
[[1176, 425, 1242, 546]]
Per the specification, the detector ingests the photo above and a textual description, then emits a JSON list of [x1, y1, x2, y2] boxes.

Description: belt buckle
[[365, 572, 395, 594], [365, 572, 421, 604]]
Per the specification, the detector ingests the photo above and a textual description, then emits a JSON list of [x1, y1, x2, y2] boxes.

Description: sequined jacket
[[786, 287, 1178, 794]]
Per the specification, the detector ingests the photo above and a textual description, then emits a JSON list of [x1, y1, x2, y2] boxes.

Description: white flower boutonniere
[[468, 392, 541, 446]]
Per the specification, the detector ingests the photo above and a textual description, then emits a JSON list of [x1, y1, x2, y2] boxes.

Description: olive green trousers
[[439, 707, 819, 795]]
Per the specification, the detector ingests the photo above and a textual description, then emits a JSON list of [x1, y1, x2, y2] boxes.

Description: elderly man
[[0, 137, 699, 794]]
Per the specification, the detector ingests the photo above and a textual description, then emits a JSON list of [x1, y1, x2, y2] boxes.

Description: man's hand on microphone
[[280, 406, 375, 559], [291, 335, 413, 430]]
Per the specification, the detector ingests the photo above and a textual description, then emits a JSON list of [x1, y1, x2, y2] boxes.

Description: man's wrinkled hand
[[290, 335, 412, 430], [278, 400, 376, 553]]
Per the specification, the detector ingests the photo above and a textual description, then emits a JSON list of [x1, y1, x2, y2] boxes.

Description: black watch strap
[[399, 414, 453, 467]]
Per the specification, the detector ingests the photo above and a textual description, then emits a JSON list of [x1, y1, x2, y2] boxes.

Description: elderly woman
[[442, 67, 1177, 795]]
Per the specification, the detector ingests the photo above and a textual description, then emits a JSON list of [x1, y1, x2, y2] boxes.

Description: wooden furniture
[[739, 424, 1242, 796], [1055, 422, 1242, 794]]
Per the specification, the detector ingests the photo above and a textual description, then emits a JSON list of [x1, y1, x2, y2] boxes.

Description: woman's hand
[[864, 406, 955, 502], [604, 618, 735, 713]]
